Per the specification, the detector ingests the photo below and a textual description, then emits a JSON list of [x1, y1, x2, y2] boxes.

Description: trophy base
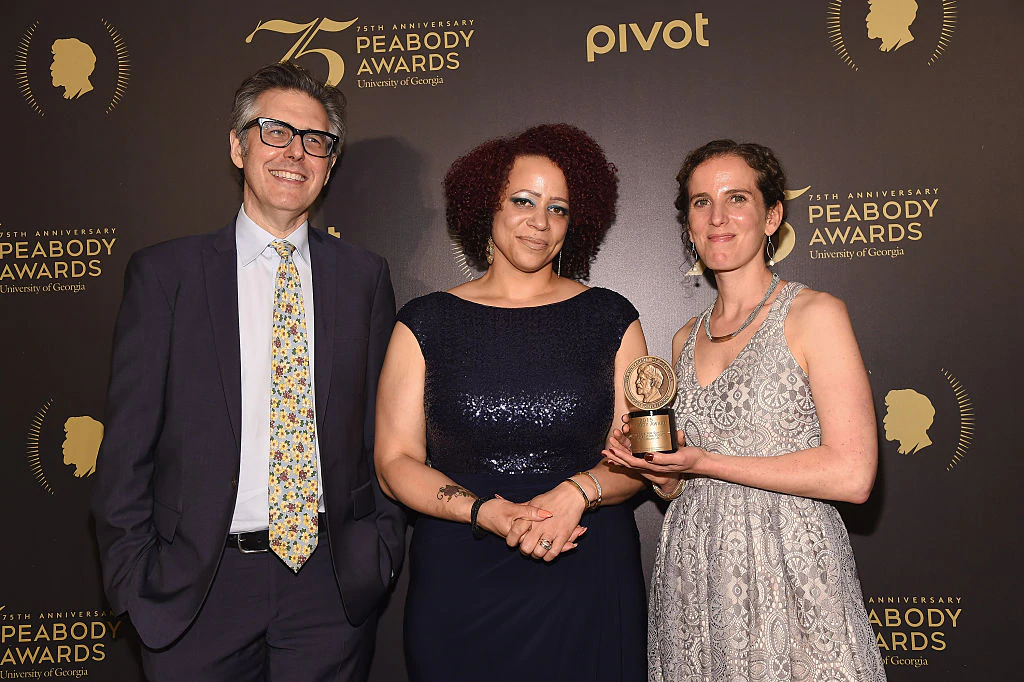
[[627, 408, 678, 455]]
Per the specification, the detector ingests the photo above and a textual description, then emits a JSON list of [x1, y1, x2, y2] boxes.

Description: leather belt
[[226, 512, 328, 554]]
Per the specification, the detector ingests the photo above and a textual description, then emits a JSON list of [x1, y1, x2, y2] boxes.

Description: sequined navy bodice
[[396, 288, 638, 476]]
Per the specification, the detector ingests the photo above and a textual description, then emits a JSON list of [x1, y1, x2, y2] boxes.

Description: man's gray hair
[[230, 61, 346, 155]]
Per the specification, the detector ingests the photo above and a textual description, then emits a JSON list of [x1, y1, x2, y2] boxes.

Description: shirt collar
[[235, 205, 311, 267], [234, 202, 309, 266]]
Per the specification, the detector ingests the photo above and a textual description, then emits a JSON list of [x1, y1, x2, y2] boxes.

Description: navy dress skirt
[[397, 288, 646, 682]]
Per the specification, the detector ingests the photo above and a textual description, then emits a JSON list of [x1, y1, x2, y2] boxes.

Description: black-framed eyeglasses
[[241, 117, 339, 158]]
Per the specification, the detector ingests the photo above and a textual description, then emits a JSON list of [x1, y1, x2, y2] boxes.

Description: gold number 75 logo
[[245, 17, 358, 86]]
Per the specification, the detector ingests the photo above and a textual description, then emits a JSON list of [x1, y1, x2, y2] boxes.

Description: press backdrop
[[2, 0, 1021, 679]]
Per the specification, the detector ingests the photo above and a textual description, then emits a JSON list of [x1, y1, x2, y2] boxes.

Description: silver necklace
[[703, 273, 780, 343]]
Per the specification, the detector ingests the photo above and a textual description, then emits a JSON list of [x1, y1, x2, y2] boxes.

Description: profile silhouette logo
[[866, 0, 919, 52], [50, 37, 96, 99], [26, 398, 106, 495], [62, 415, 103, 477], [877, 369, 973, 471], [883, 388, 935, 454], [827, 0, 956, 71], [15, 18, 130, 116]]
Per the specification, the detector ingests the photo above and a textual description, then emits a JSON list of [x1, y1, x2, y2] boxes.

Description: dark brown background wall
[[2, 1, 1019, 678]]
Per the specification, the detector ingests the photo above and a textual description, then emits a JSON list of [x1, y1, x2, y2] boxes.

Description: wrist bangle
[[563, 477, 591, 510], [651, 478, 685, 501], [576, 471, 602, 510], [470, 495, 494, 540]]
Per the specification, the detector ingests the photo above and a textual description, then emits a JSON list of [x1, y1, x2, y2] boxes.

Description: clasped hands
[[474, 483, 588, 563]]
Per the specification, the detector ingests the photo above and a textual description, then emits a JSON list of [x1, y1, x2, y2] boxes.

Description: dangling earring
[[556, 252, 562, 277], [486, 237, 494, 265], [766, 238, 776, 267], [689, 239, 698, 264]]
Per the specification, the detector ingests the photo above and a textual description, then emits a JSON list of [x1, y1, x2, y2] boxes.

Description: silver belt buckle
[[235, 533, 269, 554]]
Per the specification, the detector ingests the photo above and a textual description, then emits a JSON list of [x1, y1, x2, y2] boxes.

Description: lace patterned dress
[[649, 282, 886, 682]]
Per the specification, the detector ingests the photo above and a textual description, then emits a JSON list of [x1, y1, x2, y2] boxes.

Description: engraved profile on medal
[[624, 356, 677, 411]]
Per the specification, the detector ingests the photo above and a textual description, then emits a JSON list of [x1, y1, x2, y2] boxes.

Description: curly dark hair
[[674, 140, 787, 259], [444, 124, 618, 281]]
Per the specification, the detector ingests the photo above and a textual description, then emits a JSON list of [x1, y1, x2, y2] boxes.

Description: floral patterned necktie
[[268, 240, 318, 571]]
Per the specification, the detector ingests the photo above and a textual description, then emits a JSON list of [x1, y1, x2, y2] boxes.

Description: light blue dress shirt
[[230, 206, 324, 533]]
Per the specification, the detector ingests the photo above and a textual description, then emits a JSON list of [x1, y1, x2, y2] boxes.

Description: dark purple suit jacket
[[92, 220, 406, 649]]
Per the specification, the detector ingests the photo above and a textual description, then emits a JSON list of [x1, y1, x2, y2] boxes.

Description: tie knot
[[271, 240, 294, 259]]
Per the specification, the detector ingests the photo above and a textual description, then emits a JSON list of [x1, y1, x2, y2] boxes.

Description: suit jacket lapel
[[309, 228, 335, 437], [204, 222, 242, 451]]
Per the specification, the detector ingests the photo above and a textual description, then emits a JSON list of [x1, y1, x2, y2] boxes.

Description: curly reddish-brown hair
[[444, 123, 618, 281]]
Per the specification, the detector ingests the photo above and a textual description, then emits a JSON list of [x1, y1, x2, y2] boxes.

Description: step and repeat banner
[[2, 1, 1019, 679]]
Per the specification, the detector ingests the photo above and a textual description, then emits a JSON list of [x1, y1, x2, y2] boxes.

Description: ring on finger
[[538, 539, 553, 551]]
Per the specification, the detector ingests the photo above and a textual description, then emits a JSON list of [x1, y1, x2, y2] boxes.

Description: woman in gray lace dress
[[604, 140, 886, 681]]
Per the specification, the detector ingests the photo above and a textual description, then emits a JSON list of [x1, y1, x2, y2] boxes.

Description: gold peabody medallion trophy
[[623, 356, 678, 454]]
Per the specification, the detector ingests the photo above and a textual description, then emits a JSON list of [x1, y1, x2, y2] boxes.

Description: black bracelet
[[470, 495, 495, 540]]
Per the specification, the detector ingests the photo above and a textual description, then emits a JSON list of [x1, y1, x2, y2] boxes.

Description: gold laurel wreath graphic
[[451, 238, 474, 281], [929, 1, 957, 66], [14, 19, 131, 116], [941, 368, 974, 471], [14, 21, 43, 116], [102, 18, 131, 114], [26, 398, 55, 495], [827, 0, 957, 71]]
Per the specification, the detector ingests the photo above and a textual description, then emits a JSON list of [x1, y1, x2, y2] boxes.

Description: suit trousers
[[140, 531, 376, 682]]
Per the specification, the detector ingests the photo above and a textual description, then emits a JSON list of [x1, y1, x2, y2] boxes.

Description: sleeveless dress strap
[[763, 281, 806, 329]]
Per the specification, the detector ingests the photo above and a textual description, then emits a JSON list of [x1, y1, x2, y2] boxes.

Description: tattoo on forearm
[[437, 485, 474, 502]]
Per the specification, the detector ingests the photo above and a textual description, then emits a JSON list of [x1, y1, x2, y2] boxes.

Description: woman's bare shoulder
[[788, 286, 851, 332], [671, 317, 698, 363]]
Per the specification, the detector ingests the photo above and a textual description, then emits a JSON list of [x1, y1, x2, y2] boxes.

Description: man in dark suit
[[92, 62, 405, 681]]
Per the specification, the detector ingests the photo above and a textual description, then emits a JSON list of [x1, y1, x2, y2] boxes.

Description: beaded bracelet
[[563, 477, 592, 510], [651, 478, 685, 501], [576, 471, 603, 510]]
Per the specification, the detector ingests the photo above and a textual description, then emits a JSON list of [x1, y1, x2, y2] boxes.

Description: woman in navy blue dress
[[375, 124, 649, 681]]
